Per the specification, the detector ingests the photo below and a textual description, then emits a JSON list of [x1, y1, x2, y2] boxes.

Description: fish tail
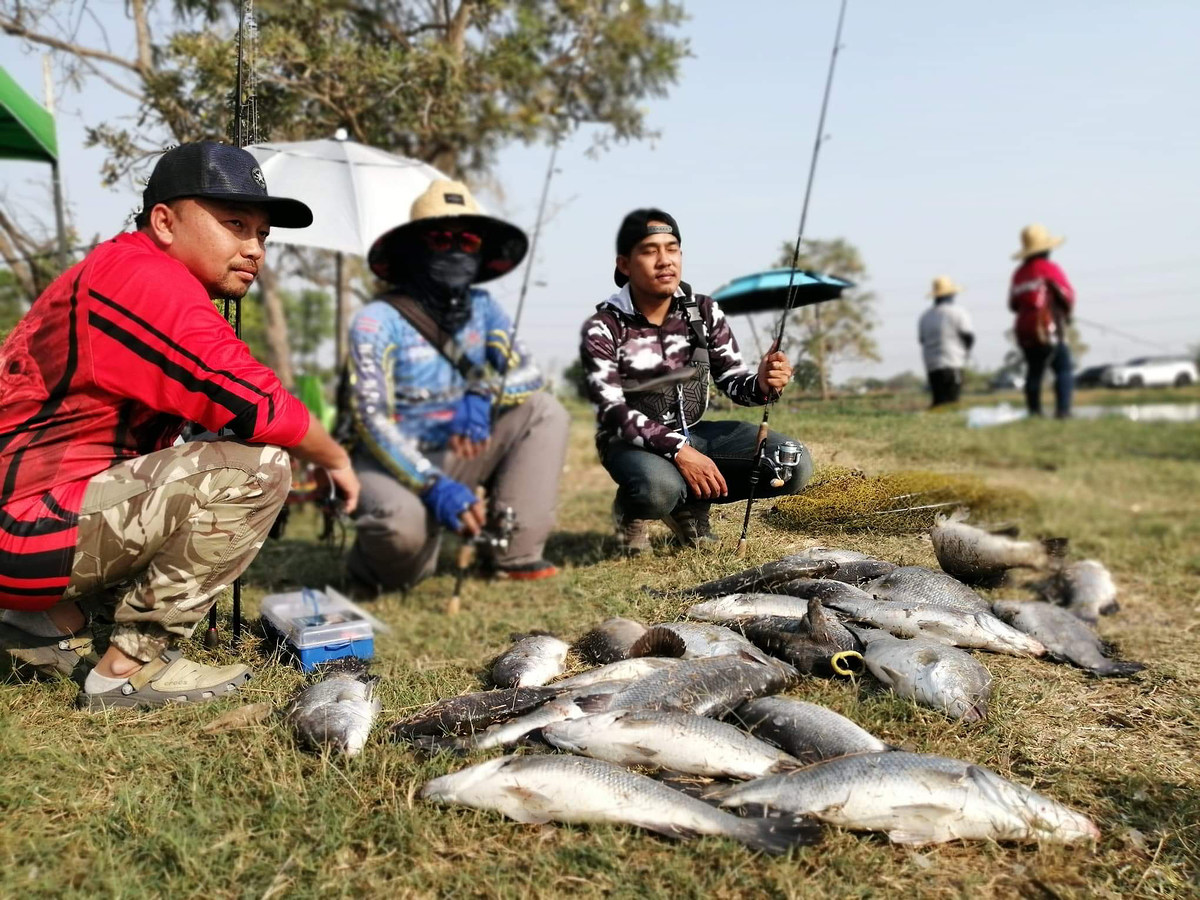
[[732, 810, 823, 854], [1094, 659, 1146, 678], [1041, 537, 1070, 558]]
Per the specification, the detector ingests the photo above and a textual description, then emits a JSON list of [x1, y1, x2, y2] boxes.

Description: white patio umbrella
[[246, 134, 456, 368]]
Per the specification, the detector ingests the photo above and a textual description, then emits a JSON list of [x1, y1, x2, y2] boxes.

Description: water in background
[[966, 403, 1200, 429]]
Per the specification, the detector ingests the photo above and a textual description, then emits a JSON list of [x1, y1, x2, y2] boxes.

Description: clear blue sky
[[4, 0, 1198, 381]]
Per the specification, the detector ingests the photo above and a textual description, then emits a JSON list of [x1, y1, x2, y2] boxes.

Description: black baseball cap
[[613, 207, 681, 287], [141, 141, 313, 228]]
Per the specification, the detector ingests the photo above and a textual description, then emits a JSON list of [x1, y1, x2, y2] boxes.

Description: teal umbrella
[[711, 268, 853, 316]]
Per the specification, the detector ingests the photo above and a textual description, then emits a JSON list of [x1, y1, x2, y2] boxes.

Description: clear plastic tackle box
[[260, 587, 375, 671]]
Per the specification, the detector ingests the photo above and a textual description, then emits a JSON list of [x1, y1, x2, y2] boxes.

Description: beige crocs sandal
[[79, 650, 251, 711], [0, 622, 98, 679]]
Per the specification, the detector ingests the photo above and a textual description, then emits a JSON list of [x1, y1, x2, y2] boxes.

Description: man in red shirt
[[0, 142, 359, 708], [1008, 223, 1076, 418]]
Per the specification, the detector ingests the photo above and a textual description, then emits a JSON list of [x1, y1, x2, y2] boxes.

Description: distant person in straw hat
[[342, 180, 568, 595], [918, 275, 974, 407], [1009, 223, 1076, 418]]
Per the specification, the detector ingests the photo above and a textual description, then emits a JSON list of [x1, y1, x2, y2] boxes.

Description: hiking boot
[[487, 560, 559, 581], [612, 499, 651, 557], [0, 619, 98, 680], [78, 650, 251, 711], [663, 502, 718, 548]]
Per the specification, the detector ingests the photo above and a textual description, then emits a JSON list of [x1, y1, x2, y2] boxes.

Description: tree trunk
[[259, 263, 294, 389]]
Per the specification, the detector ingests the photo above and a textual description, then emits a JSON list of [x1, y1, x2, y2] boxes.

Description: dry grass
[[1, 388, 1198, 898]]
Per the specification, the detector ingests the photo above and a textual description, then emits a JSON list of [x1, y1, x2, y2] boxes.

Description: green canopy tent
[[0, 64, 69, 269]]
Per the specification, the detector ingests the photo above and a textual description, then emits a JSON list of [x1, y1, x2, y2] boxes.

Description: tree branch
[[0, 14, 142, 73]]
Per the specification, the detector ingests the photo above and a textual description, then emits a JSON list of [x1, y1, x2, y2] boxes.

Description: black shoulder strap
[[383, 293, 486, 382], [678, 281, 709, 365]]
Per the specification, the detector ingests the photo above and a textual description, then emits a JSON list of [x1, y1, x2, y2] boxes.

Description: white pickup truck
[[1102, 356, 1198, 388]]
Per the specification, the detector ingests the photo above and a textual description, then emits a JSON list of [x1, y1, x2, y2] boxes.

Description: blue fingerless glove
[[449, 391, 492, 443], [423, 476, 477, 532]]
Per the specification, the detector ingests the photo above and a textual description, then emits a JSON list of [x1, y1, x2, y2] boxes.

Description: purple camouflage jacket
[[580, 285, 771, 458]]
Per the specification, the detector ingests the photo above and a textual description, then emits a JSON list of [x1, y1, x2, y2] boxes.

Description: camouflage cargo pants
[[61, 441, 290, 662]]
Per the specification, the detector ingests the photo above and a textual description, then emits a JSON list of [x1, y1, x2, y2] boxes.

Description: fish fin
[[766, 759, 802, 775], [572, 693, 615, 714], [401, 734, 468, 757], [1041, 537, 1069, 558], [1099, 600, 1120, 616], [499, 787, 554, 824], [987, 522, 1021, 538], [616, 742, 661, 760], [1092, 659, 1146, 678], [734, 813, 824, 854], [877, 664, 907, 685], [629, 627, 687, 659]]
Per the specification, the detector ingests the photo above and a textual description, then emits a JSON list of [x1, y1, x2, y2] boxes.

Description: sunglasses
[[421, 230, 483, 254]]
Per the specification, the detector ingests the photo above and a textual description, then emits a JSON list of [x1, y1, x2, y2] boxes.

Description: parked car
[[1074, 364, 1112, 388], [1102, 356, 1198, 388], [989, 369, 1025, 391]]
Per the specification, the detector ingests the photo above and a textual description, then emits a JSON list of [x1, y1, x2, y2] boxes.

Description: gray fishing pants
[[346, 392, 570, 590]]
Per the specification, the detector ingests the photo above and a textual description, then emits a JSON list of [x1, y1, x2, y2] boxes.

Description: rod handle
[[736, 537, 749, 559]]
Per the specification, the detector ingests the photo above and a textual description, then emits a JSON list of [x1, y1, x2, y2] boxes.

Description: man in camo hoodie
[[579, 208, 813, 554]]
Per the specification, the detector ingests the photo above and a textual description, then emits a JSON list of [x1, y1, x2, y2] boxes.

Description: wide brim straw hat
[[929, 275, 963, 298], [1013, 223, 1065, 260], [368, 180, 529, 284]]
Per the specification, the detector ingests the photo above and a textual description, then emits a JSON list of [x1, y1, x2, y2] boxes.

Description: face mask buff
[[406, 248, 482, 333]]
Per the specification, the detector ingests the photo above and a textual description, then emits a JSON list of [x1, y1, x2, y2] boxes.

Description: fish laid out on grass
[[629, 622, 776, 665], [732, 603, 864, 676], [286, 666, 381, 757], [729, 697, 891, 764], [823, 594, 1047, 658], [542, 709, 800, 779], [392, 687, 559, 743], [490, 632, 571, 688], [1042, 559, 1120, 623], [687, 593, 810, 623], [992, 600, 1145, 677], [930, 512, 1065, 585], [865, 566, 992, 615], [657, 556, 839, 599], [596, 655, 798, 718], [854, 628, 993, 722], [420, 754, 821, 854], [574, 617, 648, 664], [549, 657, 679, 691], [775, 577, 877, 605], [781, 547, 896, 584], [715, 751, 1099, 845]]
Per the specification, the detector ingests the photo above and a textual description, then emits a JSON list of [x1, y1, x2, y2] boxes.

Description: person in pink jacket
[[1009, 224, 1076, 418]]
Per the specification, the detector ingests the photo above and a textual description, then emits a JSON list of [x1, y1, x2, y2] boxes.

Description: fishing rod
[[735, 0, 849, 559], [207, 0, 258, 645], [446, 129, 562, 615]]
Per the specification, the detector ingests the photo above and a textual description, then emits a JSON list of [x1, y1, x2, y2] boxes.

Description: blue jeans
[[601, 420, 813, 519], [1023, 343, 1073, 417]]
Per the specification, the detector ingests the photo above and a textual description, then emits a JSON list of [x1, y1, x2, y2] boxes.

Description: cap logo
[[251, 167, 266, 189], [444, 193, 465, 205], [646, 224, 674, 235]]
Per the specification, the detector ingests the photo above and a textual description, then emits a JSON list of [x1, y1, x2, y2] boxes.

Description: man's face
[[617, 223, 682, 300], [150, 198, 270, 300]]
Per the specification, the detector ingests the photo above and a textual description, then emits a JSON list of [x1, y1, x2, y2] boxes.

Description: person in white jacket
[[918, 276, 974, 407]]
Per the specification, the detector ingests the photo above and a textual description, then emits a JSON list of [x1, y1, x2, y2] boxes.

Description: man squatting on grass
[[0, 142, 360, 710], [343, 180, 568, 594], [580, 209, 812, 554]]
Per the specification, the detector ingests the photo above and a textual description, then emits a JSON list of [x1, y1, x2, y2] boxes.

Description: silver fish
[[574, 617, 648, 664], [775, 577, 877, 605], [729, 697, 890, 764], [598, 655, 798, 718], [630, 622, 776, 665], [992, 600, 1145, 677], [1046, 559, 1120, 623], [550, 657, 679, 691], [855, 628, 992, 722], [716, 751, 1099, 845], [491, 632, 571, 687], [732, 602, 863, 676], [461, 679, 634, 752], [687, 593, 810, 623], [866, 566, 991, 615], [930, 512, 1064, 585], [543, 709, 799, 779], [824, 594, 1046, 657], [286, 669, 380, 757], [420, 754, 819, 853]]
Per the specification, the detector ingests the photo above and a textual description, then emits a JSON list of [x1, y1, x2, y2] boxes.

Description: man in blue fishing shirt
[[345, 181, 568, 594]]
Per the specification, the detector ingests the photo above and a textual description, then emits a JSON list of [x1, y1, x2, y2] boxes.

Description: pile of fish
[[279, 514, 1139, 853]]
